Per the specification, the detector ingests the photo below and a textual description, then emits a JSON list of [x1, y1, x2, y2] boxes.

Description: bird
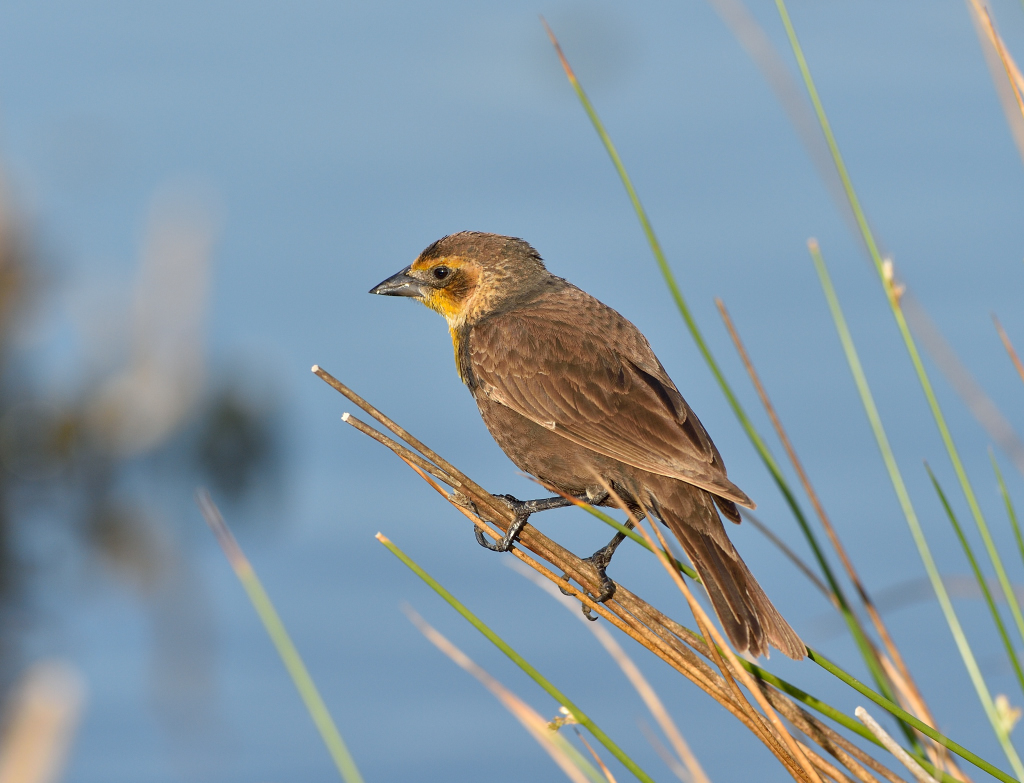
[[370, 231, 804, 659]]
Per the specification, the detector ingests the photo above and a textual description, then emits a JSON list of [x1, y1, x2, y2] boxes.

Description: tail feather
[[653, 487, 805, 660]]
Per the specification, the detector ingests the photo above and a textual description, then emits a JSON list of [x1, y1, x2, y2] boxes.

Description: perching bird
[[370, 232, 804, 659]]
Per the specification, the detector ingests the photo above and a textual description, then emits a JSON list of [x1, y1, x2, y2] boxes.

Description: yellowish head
[[370, 232, 552, 379], [406, 254, 480, 328], [369, 231, 549, 329]]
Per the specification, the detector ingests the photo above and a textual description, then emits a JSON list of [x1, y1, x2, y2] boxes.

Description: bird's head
[[369, 232, 549, 328]]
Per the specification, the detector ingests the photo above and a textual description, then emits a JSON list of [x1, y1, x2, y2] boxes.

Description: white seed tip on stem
[[341, 412, 350, 421], [311, 364, 320, 372]]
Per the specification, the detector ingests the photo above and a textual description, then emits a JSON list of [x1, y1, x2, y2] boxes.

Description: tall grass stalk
[[376, 533, 655, 783], [926, 464, 1024, 695], [776, 1, 1024, 769], [775, 0, 1024, 671], [991, 450, 1024, 571], [541, 19, 902, 719], [807, 243, 1024, 776], [196, 490, 365, 783]]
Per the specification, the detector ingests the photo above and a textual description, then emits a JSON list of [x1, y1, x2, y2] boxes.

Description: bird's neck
[[449, 322, 476, 389]]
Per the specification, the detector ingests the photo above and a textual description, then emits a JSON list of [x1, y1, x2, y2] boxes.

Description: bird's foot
[[474, 494, 533, 552], [557, 544, 620, 620], [475, 493, 575, 552], [577, 533, 627, 620]]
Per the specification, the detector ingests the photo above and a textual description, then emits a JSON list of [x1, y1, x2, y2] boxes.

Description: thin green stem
[[775, 1, 1024, 656], [809, 242, 1024, 777], [571, 501, 697, 579], [742, 659, 978, 783], [926, 464, 1024, 697], [992, 450, 1024, 571], [198, 492, 365, 783], [541, 19, 901, 719], [804, 649, 1018, 783], [778, 0, 1024, 768], [377, 533, 656, 783]]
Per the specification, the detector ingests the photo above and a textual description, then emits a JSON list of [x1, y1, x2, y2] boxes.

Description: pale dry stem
[[716, 300, 958, 777]]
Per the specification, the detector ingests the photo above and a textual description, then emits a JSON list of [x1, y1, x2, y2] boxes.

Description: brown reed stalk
[[743, 509, 833, 603], [993, 316, 1024, 389], [715, 300, 959, 778], [314, 365, 908, 783], [600, 480, 822, 783]]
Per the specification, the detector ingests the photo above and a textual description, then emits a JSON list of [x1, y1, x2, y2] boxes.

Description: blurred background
[[0, 0, 1022, 780]]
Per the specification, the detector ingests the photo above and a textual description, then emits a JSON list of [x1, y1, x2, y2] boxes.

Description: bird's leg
[[577, 518, 638, 620], [474, 494, 574, 552]]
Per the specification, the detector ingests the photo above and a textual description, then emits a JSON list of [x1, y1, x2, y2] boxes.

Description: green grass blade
[[927, 464, 1024, 696], [777, 0, 1024, 679], [992, 450, 1024, 570], [802, 649, 1019, 783], [570, 500, 698, 579], [404, 605, 607, 783], [581, 485, 1009, 778], [777, 0, 1024, 766], [197, 491, 365, 783], [540, 19, 902, 716], [376, 532, 656, 783], [808, 243, 1024, 777]]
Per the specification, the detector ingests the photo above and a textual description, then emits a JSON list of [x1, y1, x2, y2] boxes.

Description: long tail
[[649, 484, 805, 660]]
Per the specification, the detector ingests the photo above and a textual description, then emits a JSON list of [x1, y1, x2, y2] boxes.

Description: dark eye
[[432, 266, 450, 281]]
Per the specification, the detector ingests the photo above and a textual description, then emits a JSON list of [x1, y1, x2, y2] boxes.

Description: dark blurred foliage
[[0, 177, 283, 689], [196, 387, 280, 499]]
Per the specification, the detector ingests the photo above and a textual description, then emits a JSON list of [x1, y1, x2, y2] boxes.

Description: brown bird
[[370, 232, 804, 659]]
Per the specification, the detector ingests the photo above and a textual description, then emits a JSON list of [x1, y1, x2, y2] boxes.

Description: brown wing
[[467, 294, 754, 508]]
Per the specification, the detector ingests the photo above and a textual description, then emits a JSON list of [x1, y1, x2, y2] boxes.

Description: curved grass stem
[[808, 241, 1024, 777], [926, 464, 1024, 697], [540, 16, 902, 727], [377, 533, 656, 783]]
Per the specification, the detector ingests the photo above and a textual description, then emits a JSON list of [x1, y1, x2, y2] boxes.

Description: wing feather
[[468, 299, 754, 508]]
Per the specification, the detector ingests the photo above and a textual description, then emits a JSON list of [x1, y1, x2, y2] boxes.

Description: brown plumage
[[370, 231, 805, 659]]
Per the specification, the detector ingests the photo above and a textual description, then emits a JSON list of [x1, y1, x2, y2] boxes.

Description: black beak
[[369, 267, 427, 298]]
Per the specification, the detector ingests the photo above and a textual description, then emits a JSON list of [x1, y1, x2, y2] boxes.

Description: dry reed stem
[[397, 436, 897, 781], [317, 368, 906, 783], [395, 453, 736, 703], [796, 739, 857, 783], [857, 708, 939, 783], [403, 605, 594, 783], [511, 561, 712, 783], [966, 0, 1024, 165], [761, 688, 894, 783], [622, 488, 822, 783], [393, 451, 781, 748], [994, 316, 1024, 389], [979, 5, 1024, 124], [574, 728, 619, 783], [716, 300, 955, 775], [743, 510, 834, 602]]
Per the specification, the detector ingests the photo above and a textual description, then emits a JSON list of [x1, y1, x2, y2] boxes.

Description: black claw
[[583, 556, 617, 603], [473, 492, 576, 553], [470, 489, 626, 620]]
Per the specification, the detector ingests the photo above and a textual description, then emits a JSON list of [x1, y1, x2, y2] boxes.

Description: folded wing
[[468, 304, 754, 508]]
